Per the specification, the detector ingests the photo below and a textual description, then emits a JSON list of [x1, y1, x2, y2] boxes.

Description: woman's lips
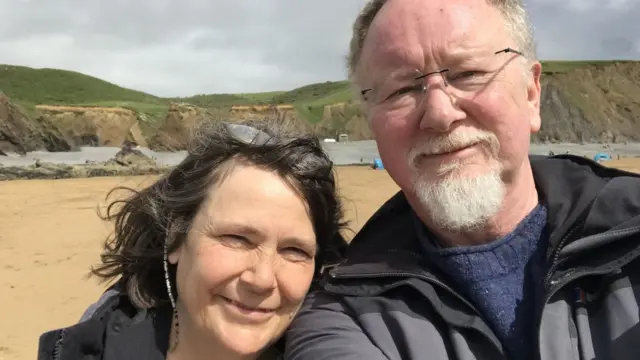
[[221, 296, 275, 314]]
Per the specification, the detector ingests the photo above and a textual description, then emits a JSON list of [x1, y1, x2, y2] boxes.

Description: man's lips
[[421, 141, 481, 157]]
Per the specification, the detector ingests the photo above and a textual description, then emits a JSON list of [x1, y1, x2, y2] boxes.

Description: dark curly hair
[[91, 119, 348, 308]]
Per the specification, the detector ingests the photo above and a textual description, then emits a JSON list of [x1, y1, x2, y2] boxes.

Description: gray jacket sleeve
[[284, 291, 389, 360], [78, 288, 120, 322]]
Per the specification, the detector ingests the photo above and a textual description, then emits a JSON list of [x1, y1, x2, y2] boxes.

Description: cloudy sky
[[1, 0, 638, 97]]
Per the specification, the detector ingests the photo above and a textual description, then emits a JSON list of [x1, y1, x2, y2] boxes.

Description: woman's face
[[168, 163, 317, 356]]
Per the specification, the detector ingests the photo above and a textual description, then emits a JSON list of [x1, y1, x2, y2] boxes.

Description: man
[[285, 0, 640, 359]]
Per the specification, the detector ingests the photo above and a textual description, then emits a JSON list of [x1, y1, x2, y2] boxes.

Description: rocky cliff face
[[147, 103, 204, 151], [35, 105, 147, 147], [3, 62, 640, 155], [534, 62, 640, 143], [318, 62, 640, 143], [0, 93, 73, 154], [147, 103, 313, 151], [311, 102, 371, 140]]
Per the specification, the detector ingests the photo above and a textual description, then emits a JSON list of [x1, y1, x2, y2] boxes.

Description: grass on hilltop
[[1, 60, 637, 125], [540, 60, 637, 73], [0, 65, 163, 105], [0, 65, 168, 122]]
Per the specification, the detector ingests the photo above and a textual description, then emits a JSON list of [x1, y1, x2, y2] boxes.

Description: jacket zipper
[[329, 270, 506, 355], [532, 222, 582, 360], [543, 222, 583, 287], [52, 329, 66, 360], [534, 225, 640, 360]]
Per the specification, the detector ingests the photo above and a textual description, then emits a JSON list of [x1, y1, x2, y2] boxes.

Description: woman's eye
[[280, 247, 312, 261], [220, 234, 252, 248]]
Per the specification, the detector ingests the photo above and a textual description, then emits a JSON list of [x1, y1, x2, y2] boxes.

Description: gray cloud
[[0, 0, 636, 97], [528, 0, 640, 60]]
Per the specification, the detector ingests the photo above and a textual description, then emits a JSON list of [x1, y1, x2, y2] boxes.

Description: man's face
[[358, 0, 542, 231]]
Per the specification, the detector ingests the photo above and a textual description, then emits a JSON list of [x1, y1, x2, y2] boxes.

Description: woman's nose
[[239, 253, 277, 294]]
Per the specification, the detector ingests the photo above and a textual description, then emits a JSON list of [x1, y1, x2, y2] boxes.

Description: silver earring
[[164, 239, 179, 352]]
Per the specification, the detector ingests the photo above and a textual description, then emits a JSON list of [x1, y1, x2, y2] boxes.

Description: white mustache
[[409, 131, 499, 163]]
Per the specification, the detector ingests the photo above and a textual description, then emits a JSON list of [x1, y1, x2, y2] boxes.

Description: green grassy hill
[[0, 65, 165, 105], [0, 64, 168, 120]]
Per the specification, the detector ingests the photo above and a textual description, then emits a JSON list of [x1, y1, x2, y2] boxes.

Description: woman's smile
[[219, 295, 277, 323]]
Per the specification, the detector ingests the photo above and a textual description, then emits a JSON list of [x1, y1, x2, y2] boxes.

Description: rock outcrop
[[147, 103, 204, 151], [0, 144, 165, 181], [105, 146, 157, 168], [533, 62, 640, 143], [34, 105, 148, 147], [0, 93, 74, 154], [313, 102, 371, 140]]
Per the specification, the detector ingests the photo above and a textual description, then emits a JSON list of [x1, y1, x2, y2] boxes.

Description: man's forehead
[[359, 0, 507, 75]]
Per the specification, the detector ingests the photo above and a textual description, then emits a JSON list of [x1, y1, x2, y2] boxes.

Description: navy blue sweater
[[417, 204, 549, 359]]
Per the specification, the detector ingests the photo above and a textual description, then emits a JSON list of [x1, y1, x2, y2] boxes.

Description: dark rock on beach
[[0, 144, 170, 181]]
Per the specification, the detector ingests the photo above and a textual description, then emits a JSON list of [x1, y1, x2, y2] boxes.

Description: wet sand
[[1, 159, 638, 360]]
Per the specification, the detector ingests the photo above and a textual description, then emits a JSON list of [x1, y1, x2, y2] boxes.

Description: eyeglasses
[[224, 123, 275, 145], [360, 48, 523, 115]]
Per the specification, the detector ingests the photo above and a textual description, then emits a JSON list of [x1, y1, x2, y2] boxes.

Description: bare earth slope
[[535, 62, 640, 143], [35, 105, 148, 147], [0, 93, 73, 154]]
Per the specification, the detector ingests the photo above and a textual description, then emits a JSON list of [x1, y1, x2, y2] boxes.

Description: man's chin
[[412, 170, 505, 233], [414, 166, 486, 184]]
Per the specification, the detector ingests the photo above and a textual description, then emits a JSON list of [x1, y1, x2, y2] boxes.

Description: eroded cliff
[[3, 61, 640, 155]]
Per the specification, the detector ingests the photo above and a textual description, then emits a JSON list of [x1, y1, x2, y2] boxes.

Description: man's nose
[[418, 79, 466, 133]]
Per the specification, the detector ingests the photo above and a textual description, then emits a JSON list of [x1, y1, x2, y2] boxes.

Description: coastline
[[0, 160, 375, 181]]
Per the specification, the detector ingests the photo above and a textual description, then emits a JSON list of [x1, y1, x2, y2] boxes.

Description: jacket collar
[[39, 288, 285, 360], [38, 290, 171, 360], [333, 155, 640, 278]]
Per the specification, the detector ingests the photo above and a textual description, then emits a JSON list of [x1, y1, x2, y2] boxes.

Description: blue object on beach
[[593, 153, 612, 162]]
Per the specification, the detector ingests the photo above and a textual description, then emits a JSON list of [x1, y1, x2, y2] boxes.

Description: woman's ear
[[168, 246, 181, 264]]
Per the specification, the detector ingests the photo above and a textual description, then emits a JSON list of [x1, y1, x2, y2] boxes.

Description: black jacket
[[285, 155, 640, 360], [38, 282, 172, 360], [37, 282, 285, 359]]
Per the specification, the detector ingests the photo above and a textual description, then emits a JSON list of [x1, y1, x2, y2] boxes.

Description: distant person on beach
[[37, 120, 348, 360], [285, 1, 640, 359]]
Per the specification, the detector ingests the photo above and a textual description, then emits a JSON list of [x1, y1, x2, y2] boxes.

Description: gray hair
[[347, 0, 537, 84], [91, 118, 348, 308]]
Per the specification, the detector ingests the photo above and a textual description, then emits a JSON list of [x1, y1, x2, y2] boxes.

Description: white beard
[[412, 164, 505, 232], [408, 130, 505, 233]]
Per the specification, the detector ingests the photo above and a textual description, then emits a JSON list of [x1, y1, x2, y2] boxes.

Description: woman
[[37, 119, 348, 360]]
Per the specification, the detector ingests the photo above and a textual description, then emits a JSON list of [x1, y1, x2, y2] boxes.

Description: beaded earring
[[163, 239, 179, 352]]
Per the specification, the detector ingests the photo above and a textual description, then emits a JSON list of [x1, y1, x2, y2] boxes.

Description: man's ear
[[528, 61, 542, 133]]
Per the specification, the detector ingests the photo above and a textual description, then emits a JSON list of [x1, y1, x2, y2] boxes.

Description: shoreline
[[2, 140, 640, 181], [0, 161, 375, 181]]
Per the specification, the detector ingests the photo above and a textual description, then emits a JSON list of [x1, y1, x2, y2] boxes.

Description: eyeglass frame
[[359, 47, 524, 103], [223, 122, 276, 145]]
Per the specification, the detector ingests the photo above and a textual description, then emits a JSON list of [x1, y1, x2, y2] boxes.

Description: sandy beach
[[0, 166, 400, 360], [1, 159, 639, 360]]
